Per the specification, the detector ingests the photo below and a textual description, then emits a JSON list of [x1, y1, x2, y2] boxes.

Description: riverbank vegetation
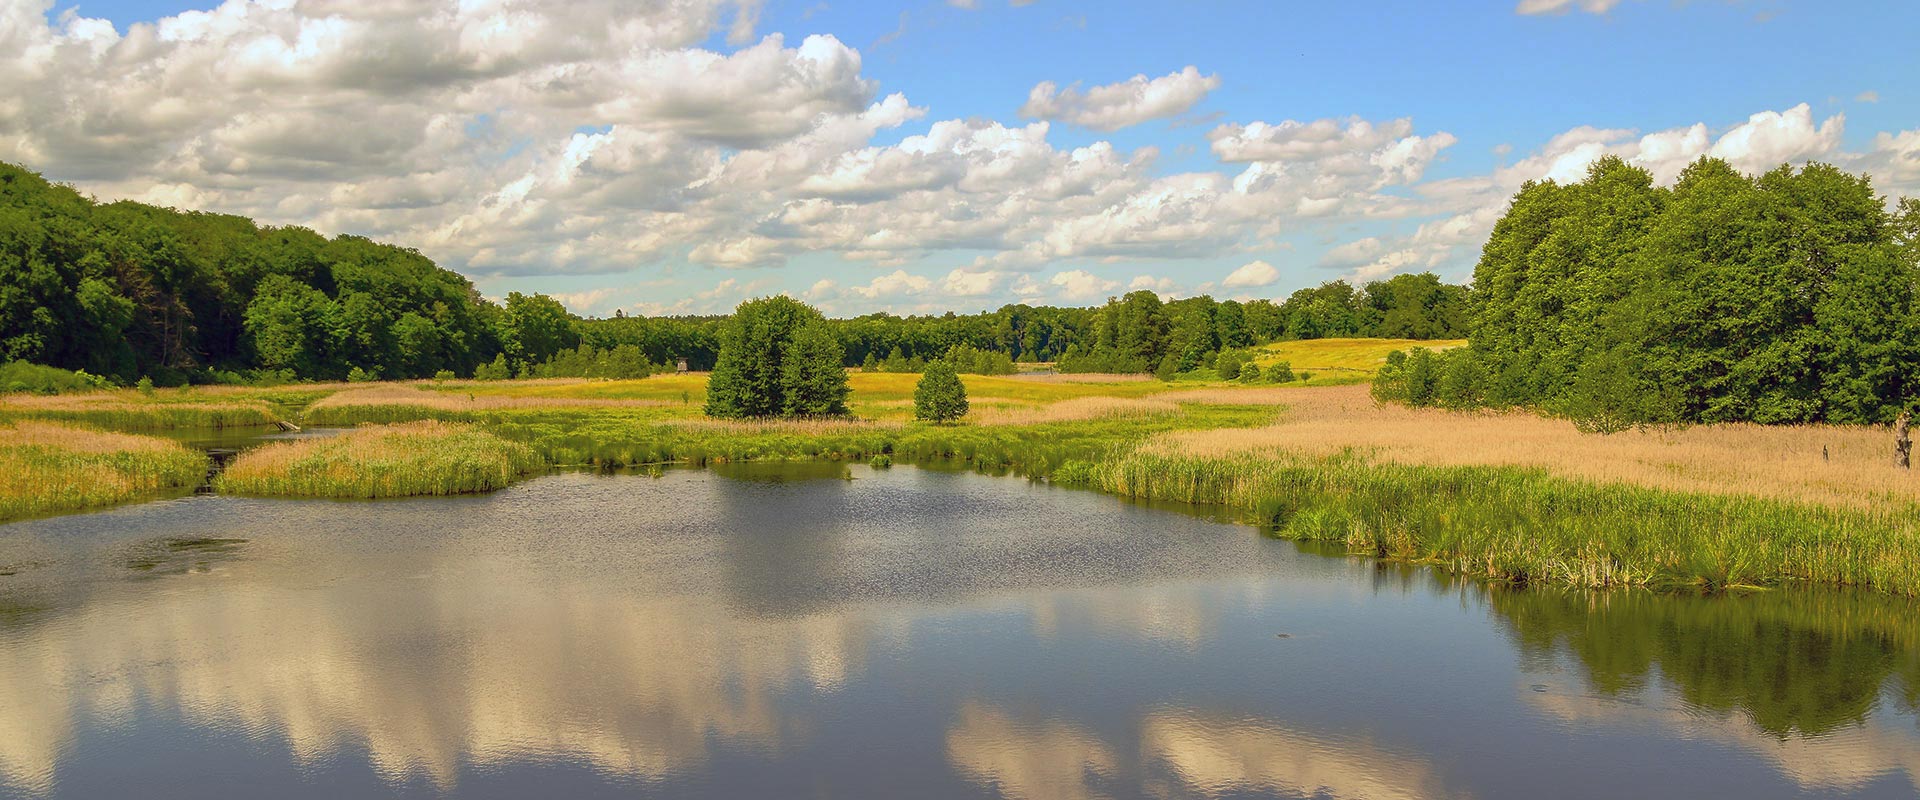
[[215, 421, 543, 498], [3, 341, 1916, 597], [0, 422, 207, 521], [1373, 157, 1920, 428]]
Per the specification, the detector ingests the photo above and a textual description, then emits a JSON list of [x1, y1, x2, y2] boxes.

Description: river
[[0, 464, 1915, 798]]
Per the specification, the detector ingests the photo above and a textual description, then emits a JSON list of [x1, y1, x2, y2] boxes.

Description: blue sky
[[21, 0, 1920, 316]]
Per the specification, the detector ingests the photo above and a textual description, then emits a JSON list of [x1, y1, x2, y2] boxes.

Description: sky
[[3, 0, 1918, 318]]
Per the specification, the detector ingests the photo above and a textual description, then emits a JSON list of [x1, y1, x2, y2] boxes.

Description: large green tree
[[705, 296, 849, 418]]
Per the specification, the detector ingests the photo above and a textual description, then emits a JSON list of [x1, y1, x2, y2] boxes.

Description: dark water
[[0, 465, 1915, 799]]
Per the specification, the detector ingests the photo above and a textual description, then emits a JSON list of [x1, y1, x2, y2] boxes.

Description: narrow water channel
[[0, 465, 1914, 798]]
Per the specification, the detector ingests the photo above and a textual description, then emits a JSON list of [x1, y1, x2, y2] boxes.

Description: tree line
[[0, 160, 1468, 388], [1374, 156, 1920, 428]]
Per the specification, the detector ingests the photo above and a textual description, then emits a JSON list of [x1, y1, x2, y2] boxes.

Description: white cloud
[[1049, 269, 1118, 300], [1222, 260, 1279, 288], [1019, 67, 1220, 131], [1857, 90, 1880, 103], [849, 269, 933, 298], [1516, 0, 1625, 14]]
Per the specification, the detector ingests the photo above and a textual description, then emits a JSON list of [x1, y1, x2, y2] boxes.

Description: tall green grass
[[0, 396, 280, 430], [0, 423, 209, 521], [1070, 450, 1920, 596], [215, 421, 546, 498]]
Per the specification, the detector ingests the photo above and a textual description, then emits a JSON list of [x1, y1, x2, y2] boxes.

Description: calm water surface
[[0, 464, 1915, 799]]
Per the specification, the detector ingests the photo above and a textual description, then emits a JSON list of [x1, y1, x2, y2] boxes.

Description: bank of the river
[[215, 420, 544, 498], [3, 369, 1917, 597], [0, 421, 209, 522]]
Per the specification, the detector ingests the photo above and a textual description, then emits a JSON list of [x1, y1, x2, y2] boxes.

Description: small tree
[[1267, 360, 1296, 383], [1238, 362, 1263, 383], [914, 360, 969, 423]]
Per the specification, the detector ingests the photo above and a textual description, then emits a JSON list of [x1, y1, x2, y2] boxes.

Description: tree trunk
[[1898, 412, 1913, 470]]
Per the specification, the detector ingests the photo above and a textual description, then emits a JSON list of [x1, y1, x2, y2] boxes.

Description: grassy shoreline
[[0, 422, 209, 521], [215, 421, 545, 498], [5, 345, 1916, 599]]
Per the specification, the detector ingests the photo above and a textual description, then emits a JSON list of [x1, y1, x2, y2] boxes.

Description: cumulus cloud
[[1222, 260, 1279, 288], [1019, 67, 1220, 131], [1049, 270, 1119, 300], [4, 3, 1914, 315]]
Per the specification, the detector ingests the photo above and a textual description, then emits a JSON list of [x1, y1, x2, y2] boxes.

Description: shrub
[[1267, 361, 1296, 383], [347, 366, 377, 383], [914, 360, 970, 422], [136, 377, 156, 396], [1238, 362, 1263, 383]]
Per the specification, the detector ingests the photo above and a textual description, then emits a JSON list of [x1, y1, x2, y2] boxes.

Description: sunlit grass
[[1074, 448, 1920, 596], [0, 389, 281, 430], [1253, 337, 1468, 385], [0, 421, 208, 521], [216, 421, 545, 498]]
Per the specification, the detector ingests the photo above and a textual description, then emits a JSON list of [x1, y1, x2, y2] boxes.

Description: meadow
[[4, 338, 1916, 596]]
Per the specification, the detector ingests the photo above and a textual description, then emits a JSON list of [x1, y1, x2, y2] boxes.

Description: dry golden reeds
[[1148, 384, 1920, 510]]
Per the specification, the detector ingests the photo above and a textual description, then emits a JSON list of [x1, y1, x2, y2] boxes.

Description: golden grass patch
[[0, 421, 208, 520], [1149, 384, 1920, 510], [310, 384, 674, 412], [216, 421, 544, 498]]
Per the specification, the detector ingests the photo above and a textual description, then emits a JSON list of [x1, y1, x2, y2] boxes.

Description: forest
[[1373, 156, 1920, 427], [0, 161, 1466, 388]]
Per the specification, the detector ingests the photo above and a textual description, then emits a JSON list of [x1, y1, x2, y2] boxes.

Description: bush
[[347, 366, 378, 383], [1267, 360, 1296, 383], [474, 353, 513, 381], [1214, 350, 1247, 382], [1238, 362, 1263, 383], [433, 369, 456, 382], [914, 360, 970, 422], [0, 361, 112, 394], [136, 377, 155, 396]]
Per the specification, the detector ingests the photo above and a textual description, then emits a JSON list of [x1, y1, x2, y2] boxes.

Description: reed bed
[[215, 421, 545, 498], [1072, 449, 1920, 596], [0, 422, 208, 520], [1152, 385, 1920, 510], [302, 385, 675, 425], [1003, 372, 1158, 384], [968, 396, 1183, 426], [0, 392, 279, 430]]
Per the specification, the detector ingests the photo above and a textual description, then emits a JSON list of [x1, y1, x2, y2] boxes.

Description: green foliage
[[943, 344, 1016, 375], [1266, 360, 1296, 383], [705, 297, 849, 418], [913, 360, 970, 422], [781, 322, 851, 416], [347, 366, 377, 383], [1237, 362, 1263, 383], [135, 377, 155, 396], [1437, 156, 1920, 426], [1213, 350, 1248, 382], [474, 354, 513, 381], [0, 361, 112, 394]]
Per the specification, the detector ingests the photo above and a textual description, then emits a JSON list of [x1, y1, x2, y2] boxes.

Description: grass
[[1153, 384, 1919, 510], [215, 421, 545, 498], [0, 389, 281, 430], [18, 337, 1920, 599], [1072, 448, 1920, 596], [0, 421, 209, 521], [1252, 337, 1467, 385]]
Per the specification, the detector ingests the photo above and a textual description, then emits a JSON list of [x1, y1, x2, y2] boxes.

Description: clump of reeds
[[0, 391, 279, 430], [301, 385, 673, 425], [215, 421, 546, 498], [1075, 447, 1920, 597], [0, 421, 208, 520]]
